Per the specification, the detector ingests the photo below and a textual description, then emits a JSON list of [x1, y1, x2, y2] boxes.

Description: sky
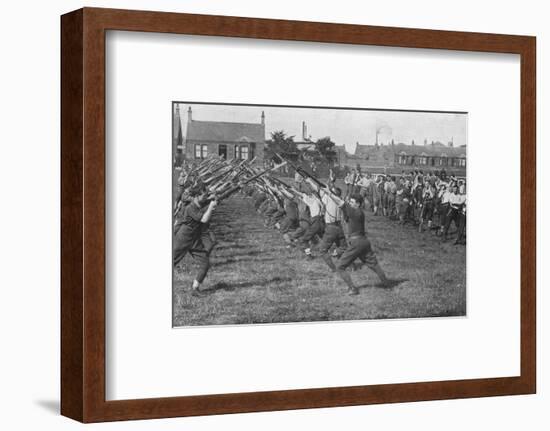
[[174, 102, 468, 153]]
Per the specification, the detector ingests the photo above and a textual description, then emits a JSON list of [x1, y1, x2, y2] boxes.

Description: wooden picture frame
[[61, 7, 536, 423]]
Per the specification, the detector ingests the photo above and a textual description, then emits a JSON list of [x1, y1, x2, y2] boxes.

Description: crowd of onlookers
[[342, 169, 466, 244]]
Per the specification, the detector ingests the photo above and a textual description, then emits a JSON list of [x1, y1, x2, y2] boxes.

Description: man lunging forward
[[173, 186, 218, 297], [337, 194, 390, 295], [302, 177, 390, 295]]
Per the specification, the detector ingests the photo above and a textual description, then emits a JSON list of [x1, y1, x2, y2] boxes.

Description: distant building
[[337, 141, 466, 174], [181, 106, 265, 162], [294, 121, 316, 151], [173, 104, 185, 165]]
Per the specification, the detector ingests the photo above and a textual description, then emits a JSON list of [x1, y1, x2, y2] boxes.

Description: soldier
[[305, 179, 347, 271], [295, 186, 324, 258], [437, 183, 451, 235], [261, 195, 281, 226], [279, 192, 299, 243], [294, 170, 304, 192], [266, 196, 286, 228], [173, 186, 218, 297], [335, 194, 390, 295], [252, 189, 268, 211], [344, 170, 353, 199], [443, 184, 466, 241], [395, 178, 409, 224], [418, 183, 436, 232], [386, 176, 397, 219], [455, 199, 467, 245], [288, 194, 311, 244], [374, 176, 385, 216]]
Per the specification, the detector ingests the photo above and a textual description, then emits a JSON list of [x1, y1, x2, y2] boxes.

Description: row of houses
[[338, 141, 467, 174], [173, 105, 466, 174]]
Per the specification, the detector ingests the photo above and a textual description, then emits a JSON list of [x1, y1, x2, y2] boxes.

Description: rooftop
[[186, 119, 265, 143]]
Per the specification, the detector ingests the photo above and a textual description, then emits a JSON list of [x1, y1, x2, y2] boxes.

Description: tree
[[314, 136, 337, 165], [267, 130, 297, 154]]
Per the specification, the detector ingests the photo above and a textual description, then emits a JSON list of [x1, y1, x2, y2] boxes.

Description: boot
[[371, 263, 390, 287], [338, 270, 359, 295], [322, 254, 337, 272], [191, 285, 207, 298]]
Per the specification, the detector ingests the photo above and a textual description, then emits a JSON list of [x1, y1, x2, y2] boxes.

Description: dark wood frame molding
[[61, 7, 536, 423]]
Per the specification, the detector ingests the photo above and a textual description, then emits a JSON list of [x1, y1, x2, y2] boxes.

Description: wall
[[186, 141, 263, 162], [0, 0, 547, 430]]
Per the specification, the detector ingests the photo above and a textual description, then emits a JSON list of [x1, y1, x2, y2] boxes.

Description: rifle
[[212, 161, 287, 203], [197, 157, 226, 177], [274, 152, 327, 191], [263, 176, 296, 200]]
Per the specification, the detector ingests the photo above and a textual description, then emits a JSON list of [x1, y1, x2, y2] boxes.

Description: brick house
[[183, 106, 265, 162]]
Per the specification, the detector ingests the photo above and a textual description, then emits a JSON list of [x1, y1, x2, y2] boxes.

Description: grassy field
[[172, 189, 466, 327]]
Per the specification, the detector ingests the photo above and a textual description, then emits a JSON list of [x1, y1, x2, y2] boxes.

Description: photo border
[[61, 7, 536, 422], [171, 100, 469, 327]]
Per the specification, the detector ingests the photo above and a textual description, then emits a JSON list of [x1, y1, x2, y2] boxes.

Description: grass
[[173, 187, 466, 327]]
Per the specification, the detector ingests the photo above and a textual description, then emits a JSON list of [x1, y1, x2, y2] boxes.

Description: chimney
[[187, 106, 192, 122], [261, 111, 265, 125], [302, 121, 308, 140]]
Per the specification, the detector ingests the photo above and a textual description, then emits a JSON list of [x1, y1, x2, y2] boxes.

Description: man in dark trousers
[[303, 178, 346, 271], [335, 193, 390, 295], [173, 185, 218, 297]]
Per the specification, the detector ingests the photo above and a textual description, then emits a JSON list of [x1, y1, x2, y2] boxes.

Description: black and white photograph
[[172, 102, 467, 327]]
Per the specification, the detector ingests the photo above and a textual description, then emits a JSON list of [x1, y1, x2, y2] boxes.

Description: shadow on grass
[[214, 243, 252, 251], [212, 256, 280, 267], [356, 277, 408, 291], [206, 276, 292, 292]]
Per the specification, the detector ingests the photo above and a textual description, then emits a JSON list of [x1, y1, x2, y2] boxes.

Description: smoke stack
[[187, 106, 192, 122], [261, 111, 265, 125], [302, 121, 307, 140]]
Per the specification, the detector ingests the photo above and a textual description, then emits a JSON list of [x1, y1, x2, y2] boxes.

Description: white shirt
[[321, 193, 342, 223], [357, 177, 372, 188], [449, 193, 466, 208], [302, 194, 323, 218]]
